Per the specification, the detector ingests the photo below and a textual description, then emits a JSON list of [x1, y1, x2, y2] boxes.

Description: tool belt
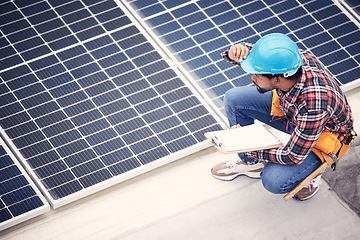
[[271, 90, 356, 169], [312, 130, 356, 169]]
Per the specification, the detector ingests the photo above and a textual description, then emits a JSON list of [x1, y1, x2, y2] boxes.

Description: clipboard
[[204, 124, 283, 154]]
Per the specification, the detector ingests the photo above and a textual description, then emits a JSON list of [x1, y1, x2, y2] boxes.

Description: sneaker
[[211, 156, 265, 181], [294, 174, 322, 201]]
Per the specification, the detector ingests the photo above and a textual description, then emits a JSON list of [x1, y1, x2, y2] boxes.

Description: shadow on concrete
[[323, 135, 360, 217]]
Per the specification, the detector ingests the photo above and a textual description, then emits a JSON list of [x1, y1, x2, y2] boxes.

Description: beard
[[253, 81, 271, 94]]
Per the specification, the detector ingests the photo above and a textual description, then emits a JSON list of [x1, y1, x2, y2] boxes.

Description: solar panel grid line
[[265, 1, 350, 86], [25, 4, 88, 39], [27, 0, 172, 180], [123, 1, 238, 104], [1, 73, 205, 159], [136, 3, 246, 67], [141, 1, 223, 37], [0, 0, 137, 73], [123, 1, 234, 122], [3, 81, 51, 109], [118, 0, 229, 121], [165, 0, 261, 95], [1, 0, 148, 204], [0, 95, 195, 204], [320, 7, 360, 48], [149, 1, 289, 62], [16, 142, 79, 183], [0, 76, 83, 173], [0, 2, 76, 70], [59, 1, 110, 24], [133, 2, 230, 65], [290, 7, 355, 79], [38, 2, 107, 43], [202, 0, 280, 35], [30, 34, 152, 91], [32, 93, 205, 157], [257, 3, 306, 40], [34, 146, 120, 186], [139, 0, 284, 90], [32, 142, 216, 206], [93, 66, 206, 157], [130, 1, 189, 22], [150, 14, 207, 45], [155, 18, 214, 60], [312, 5, 359, 40], [157, 33, 218, 68], [260, 4, 307, 39], [27, 75, 145, 191], [293, 6, 343, 42], [120, 1, 225, 121], [0, 13, 34, 69], [298, 16, 345, 43], [347, 0, 360, 7], [161, 6, 236, 56], [2, 40, 126, 190], [0, 101, 80, 139], [340, 0, 360, 23], [265, 11, 316, 36], [0, 133, 50, 231], [4, 2, 80, 57], [265, 1, 359, 82], [297, 1, 359, 84], [3, 131, 132, 208]]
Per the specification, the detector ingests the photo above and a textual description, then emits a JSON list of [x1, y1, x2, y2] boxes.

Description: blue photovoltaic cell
[[127, 0, 360, 114], [0, 140, 49, 231], [0, 0, 222, 216]]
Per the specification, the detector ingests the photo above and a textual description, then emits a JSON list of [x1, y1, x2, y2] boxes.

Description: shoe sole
[[211, 169, 261, 181], [293, 186, 320, 201]]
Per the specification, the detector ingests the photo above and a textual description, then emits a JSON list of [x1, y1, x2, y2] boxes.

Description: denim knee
[[224, 87, 255, 126], [261, 167, 294, 194], [261, 153, 322, 194], [223, 87, 247, 109]]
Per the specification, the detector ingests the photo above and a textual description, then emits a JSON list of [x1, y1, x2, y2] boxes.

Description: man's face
[[251, 74, 274, 94]]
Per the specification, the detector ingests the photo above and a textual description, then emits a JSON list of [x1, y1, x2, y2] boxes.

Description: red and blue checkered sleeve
[[247, 110, 329, 165]]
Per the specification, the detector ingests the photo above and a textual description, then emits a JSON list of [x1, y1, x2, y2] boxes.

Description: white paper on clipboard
[[206, 124, 283, 152]]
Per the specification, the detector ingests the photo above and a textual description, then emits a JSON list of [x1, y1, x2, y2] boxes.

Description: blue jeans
[[224, 86, 322, 194]]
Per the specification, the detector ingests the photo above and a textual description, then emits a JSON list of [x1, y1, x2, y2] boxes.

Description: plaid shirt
[[222, 43, 354, 165]]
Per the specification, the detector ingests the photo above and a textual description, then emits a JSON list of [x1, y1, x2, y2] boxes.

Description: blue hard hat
[[241, 33, 302, 76]]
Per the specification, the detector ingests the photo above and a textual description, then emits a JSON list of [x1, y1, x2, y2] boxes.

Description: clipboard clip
[[211, 136, 222, 147]]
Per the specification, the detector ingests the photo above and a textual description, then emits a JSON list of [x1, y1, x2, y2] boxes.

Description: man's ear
[[273, 76, 282, 87]]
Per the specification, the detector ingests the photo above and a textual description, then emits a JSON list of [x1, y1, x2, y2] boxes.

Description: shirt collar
[[278, 66, 305, 105]]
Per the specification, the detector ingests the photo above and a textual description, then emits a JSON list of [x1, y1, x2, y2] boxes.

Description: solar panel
[[0, 133, 50, 231], [0, 0, 222, 211], [124, 0, 360, 116], [341, 0, 360, 18]]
